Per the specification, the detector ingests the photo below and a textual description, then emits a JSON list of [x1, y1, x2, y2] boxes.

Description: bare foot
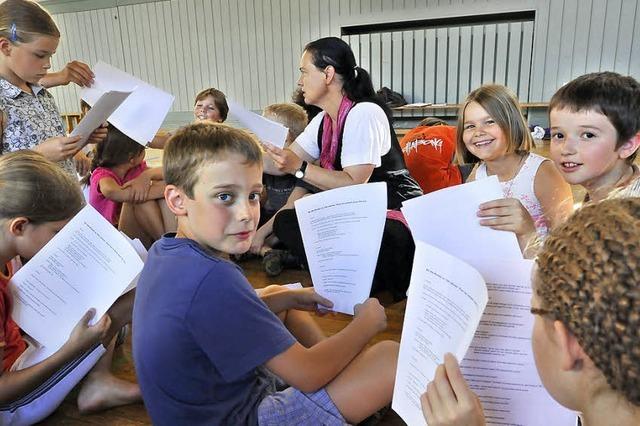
[[77, 371, 141, 414]]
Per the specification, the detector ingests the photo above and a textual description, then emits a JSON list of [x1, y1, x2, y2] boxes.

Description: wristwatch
[[294, 161, 308, 179]]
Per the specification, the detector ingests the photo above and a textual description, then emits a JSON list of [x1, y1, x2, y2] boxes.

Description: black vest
[[315, 107, 423, 210]]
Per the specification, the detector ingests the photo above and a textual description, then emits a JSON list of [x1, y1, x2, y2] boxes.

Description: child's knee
[[371, 340, 400, 373], [375, 340, 399, 359]]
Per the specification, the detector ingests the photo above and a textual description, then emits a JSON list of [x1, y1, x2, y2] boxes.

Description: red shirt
[[0, 264, 26, 372], [400, 125, 462, 194]]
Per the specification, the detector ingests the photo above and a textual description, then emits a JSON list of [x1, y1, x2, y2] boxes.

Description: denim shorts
[[257, 386, 347, 426]]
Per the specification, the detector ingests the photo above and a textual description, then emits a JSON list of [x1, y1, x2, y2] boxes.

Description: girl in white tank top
[[456, 85, 574, 254], [475, 153, 550, 235]]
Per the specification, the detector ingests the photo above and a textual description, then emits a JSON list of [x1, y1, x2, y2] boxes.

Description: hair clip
[[353, 66, 359, 79], [9, 22, 17, 42]]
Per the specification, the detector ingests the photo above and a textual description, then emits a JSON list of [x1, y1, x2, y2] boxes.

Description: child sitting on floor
[[133, 122, 398, 425], [148, 87, 229, 149], [250, 103, 308, 268], [0, 151, 140, 425], [457, 84, 574, 252], [548, 71, 640, 202], [86, 125, 174, 247]]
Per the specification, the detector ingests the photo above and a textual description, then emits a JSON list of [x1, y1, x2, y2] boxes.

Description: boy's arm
[[0, 310, 109, 404], [265, 298, 387, 393], [260, 287, 332, 315]]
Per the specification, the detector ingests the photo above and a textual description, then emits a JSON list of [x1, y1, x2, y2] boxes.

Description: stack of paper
[[393, 178, 575, 425]]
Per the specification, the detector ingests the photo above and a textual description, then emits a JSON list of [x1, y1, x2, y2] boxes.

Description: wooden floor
[[40, 258, 407, 425]]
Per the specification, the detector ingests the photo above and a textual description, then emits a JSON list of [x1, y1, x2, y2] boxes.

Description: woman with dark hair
[[260, 37, 422, 299]]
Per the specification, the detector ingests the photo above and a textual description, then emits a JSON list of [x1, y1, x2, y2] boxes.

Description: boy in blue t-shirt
[[133, 122, 399, 425]]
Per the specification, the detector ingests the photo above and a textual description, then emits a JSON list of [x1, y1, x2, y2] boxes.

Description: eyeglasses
[[530, 306, 555, 317]]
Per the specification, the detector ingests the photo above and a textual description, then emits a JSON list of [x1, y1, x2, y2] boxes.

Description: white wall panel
[[49, 6, 126, 113]]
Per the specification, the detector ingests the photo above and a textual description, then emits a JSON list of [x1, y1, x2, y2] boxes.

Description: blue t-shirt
[[133, 236, 296, 425]]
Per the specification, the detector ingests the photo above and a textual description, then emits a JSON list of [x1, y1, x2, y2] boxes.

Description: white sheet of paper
[[9, 335, 47, 371], [228, 100, 289, 149], [120, 235, 148, 295], [9, 205, 144, 352], [81, 61, 174, 145], [461, 258, 576, 425], [70, 90, 132, 147], [393, 241, 488, 426], [294, 182, 387, 314], [401, 175, 522, 270]]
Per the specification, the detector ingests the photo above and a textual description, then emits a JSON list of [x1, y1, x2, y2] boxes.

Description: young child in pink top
[[86, 126, 174, 246]]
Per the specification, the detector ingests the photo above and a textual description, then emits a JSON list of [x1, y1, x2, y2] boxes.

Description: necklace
[[486, 154, 527, 199]]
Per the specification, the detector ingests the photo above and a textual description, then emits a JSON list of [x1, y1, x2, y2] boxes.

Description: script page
[[401, 176, 522, 270], [462, 258, 576, 425], [81, 61, 174, 145], [393, 241, 488, 425], [228, 100, 289, 148], [70, 90, 131, 147], [9, 206, 144, 352], [294, 182, 387, 314]]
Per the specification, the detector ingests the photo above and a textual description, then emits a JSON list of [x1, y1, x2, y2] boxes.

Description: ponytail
[[304, 37, 391, 118]]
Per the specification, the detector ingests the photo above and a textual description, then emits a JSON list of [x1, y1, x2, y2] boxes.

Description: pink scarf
[[320, 97, 355, 170]]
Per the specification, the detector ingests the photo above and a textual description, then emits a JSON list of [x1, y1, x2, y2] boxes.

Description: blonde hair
[[0, 151, 83, 223], [455, 84, 532, 164], [536, 198, 640, 406], [262, 103, 308, 144], [163, 122, 262, 198], [0, 0, 59, 44]]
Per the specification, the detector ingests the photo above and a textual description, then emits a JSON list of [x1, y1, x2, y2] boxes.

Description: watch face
[[295, 170, 304, 179]]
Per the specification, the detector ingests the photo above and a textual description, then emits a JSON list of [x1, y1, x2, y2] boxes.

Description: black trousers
[[273, 208, 415, 301]]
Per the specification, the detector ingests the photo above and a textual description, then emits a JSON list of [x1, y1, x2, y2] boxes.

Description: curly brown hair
[[536, 198, 640, 406]]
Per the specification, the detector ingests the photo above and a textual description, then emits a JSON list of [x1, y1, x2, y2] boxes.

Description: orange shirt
[[400, 125, 462, 194], [0, 264, 27, 372]]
